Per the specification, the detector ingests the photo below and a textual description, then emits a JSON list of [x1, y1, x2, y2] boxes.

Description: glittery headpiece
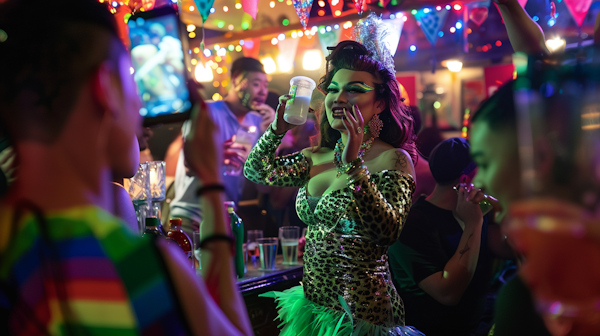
[[351, 13, 396, 76]]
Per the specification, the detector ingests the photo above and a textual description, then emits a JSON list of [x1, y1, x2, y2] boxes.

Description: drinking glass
[[284, 76, 316, 125], [128, 163, 150, 236], [508, 59, 600, 326], [247, 230, 263, 266], [224, 125, 258, 176], [279, 226, 299, 265], [192, 231, 201, 273], [257, 237, 278, 270]]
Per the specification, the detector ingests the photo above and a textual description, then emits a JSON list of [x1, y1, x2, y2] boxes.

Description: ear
[[91, 62, 121, 119], [375, 100, 385, 113], [459, 173, 471, 185]]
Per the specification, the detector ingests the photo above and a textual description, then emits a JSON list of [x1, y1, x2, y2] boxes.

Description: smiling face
[[470, 120, 521, 211], [324, 69, 384, 132], [233, 71, 269, 109]]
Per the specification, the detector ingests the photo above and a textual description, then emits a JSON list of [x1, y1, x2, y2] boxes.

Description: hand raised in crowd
[[455, 183, 485, 229], [252, 102, 276, 133], [341, 105, 365, 164], [0, 146, 17, 184], [223, 136, 250, 170], [271, 95, 315, 135], [183, 82, 222, 185]]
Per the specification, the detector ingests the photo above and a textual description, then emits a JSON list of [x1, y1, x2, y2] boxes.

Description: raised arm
[[243, 126, 311, 187], [494, 0, 550, 55]]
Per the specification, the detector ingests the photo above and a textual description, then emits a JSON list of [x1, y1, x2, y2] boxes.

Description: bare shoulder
[[379, 148, 415, 177]]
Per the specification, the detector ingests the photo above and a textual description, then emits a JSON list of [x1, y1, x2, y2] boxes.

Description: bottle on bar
[[225, 201, 245, 279], [167, 218, 193, 263], [143, 217, 164, 237]]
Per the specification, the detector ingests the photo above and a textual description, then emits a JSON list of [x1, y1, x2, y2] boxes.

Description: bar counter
[[237, 256, 303, 335]]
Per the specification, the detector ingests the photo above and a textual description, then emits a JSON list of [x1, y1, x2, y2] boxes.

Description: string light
[[193, 47, 200, 53], [271, 37, 278, 45], [270, 1, 275, 7], [187, 24, 196, 32], [409, 45, 416, 51], [453, 3, 461, 10], [189, 5, 194, 11], [318, 0, 325, 6], [450, 27, 456, 33], [228, 24, 234, 30], [235, 3, 242, 9], [223, 5, 229, 12]]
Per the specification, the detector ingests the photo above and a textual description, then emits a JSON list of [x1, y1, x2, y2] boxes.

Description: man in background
[[170, 57, 275, 236], [389, 138, 510, 336]]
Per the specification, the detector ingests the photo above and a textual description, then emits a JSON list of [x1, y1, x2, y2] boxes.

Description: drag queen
[[244, 14, 423, 336]]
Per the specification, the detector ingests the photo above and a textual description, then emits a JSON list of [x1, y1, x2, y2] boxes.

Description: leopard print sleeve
[[350, 170, 415, 246], [243, 125, 311, 187]]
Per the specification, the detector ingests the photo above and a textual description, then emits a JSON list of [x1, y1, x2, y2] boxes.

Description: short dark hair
[[0, 0, 124, 143], [231, 57, 265, 81]]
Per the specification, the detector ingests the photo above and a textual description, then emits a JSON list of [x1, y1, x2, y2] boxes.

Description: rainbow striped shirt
[[0, 205, 190, 335]]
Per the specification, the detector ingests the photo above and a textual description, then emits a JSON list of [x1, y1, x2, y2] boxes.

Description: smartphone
[[128, 5, 192, 126]]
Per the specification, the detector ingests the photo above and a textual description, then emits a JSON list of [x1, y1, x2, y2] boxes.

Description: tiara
[[351, 13, 396, 76]]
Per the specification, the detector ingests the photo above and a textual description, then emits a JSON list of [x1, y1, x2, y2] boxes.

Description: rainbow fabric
[[0, 205, 189, 336]]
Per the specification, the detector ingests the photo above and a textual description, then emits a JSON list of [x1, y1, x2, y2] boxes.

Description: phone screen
[[128, 7, 191, 124]]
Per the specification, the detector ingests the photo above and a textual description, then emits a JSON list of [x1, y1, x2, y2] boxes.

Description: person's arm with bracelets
[[156, 84, 253, 336]]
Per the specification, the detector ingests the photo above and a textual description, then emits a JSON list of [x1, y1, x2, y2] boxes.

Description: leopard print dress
[[244, 126, 418, 336]]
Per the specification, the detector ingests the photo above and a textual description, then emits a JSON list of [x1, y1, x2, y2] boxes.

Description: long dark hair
[[315, 40, 416, 162]]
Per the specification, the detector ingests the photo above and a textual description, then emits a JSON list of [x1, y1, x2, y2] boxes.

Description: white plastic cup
[[284, 76, 316, 125]]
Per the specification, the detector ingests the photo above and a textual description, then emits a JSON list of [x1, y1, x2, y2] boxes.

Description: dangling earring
[[368, 113, 383, 138]]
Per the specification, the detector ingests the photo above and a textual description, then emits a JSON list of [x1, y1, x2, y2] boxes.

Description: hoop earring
[[367, 113, 383, 138]]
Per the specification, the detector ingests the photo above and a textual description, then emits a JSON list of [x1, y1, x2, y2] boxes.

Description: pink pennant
[[563, 0, 592, 27], [469, 6, 488, 27], [353, 0, 366, 16], [518, 0, 527, 7], [242, 0, 258, 20]]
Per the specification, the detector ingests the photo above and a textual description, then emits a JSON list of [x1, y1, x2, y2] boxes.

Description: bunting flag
[[293, 0, 314, 28], [379, 0, 390, 8], [563, 0, 592, 27], [328, 0, 344, 17], [194, 0, 215, 22], [518, 0, 528, 7], [318, 29, 342, 56], [353, 0, 366, 16], [382, 15, 405, 56], [242, 37, 261, 59], [277, 37, 301, 73], [242, 0, 258, 20], [467, 0, 491, 27], [414, 8, 449, 46]]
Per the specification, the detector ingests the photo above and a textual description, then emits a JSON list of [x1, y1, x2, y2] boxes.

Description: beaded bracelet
[[196, 184, 226, 197], [347, 166, 370, 184], [199, 234, 235, 256], [344, 157, 364, 175]]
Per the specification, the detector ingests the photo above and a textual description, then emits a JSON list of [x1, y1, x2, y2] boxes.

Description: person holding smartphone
[[170, 57, 275, 237], [0, 1, 252, 335]]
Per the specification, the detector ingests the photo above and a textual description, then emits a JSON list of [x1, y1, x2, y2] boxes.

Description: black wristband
[[196, 184, 226, 197], [199, 234, 235, 255]]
